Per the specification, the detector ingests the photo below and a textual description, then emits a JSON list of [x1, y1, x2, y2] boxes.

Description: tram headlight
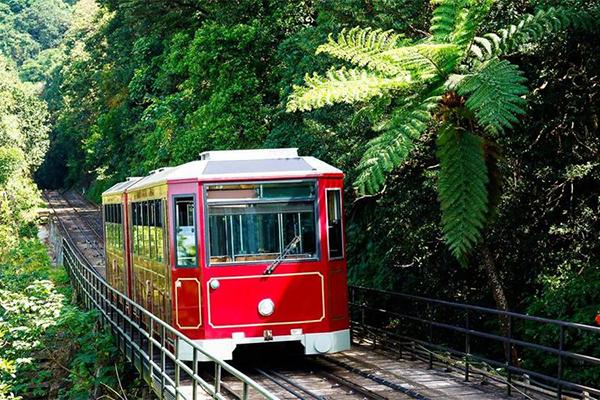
[[258, 298, 275, 316]]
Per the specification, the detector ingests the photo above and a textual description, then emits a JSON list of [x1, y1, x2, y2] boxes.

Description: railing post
[[557, 325, 564, 399], [192, 348, 198, 400], [214, 363, 222, 397], [428, 304, 433, 370], [242, 382, 249, 400], [465, 310, 470, 382], [361, 301, 366, 332], [160, 325, 166, 399], [175, 339, 180, 397], [506, 314, 513, 397]]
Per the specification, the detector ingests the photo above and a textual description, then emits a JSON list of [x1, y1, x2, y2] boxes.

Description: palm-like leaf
[[316, 27, 404, 75], [355, 88, 443, 194], [317, 27, 460, 79], [430, 0, 467, 41], [468, 7, 591, 61], [287, 67, 412, 112], [457, 59, 527, 134], [437, 124, 489, 261]]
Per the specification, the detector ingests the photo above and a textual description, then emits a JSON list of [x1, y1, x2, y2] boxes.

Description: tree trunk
[[480, 244, 519, 366]]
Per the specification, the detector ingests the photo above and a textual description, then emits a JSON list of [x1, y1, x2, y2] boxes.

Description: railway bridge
[[43, 190, 600, 400]]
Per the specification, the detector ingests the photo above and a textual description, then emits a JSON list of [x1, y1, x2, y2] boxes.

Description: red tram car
[[101, 149, 350, 360]]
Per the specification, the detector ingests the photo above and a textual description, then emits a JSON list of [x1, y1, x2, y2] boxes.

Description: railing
[[349, 285, 600, 400], [61, 237, 279, 400]]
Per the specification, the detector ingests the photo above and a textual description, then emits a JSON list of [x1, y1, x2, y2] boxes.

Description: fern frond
[[316, 27, 404, 75], [437, 124, 489, 261], [430, 0, 466, 41], [457, 59, 528, 134], [451, 0, 494, 48], [317, 27, 460, 78], [354, 87, 443, 194], [287, 67, 413, 112], [468, 7, 591, 61]]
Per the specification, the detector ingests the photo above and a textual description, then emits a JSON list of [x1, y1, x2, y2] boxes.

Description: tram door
[[172, 195, 202, 330]]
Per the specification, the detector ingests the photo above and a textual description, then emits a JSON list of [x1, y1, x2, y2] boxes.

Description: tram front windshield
[[206, 182, 317, 264]]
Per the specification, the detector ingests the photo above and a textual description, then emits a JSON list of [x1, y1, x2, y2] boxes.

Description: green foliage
[[355, 88, 442, 193], [0, 147, 24, 185], [436, 124, 489, 262], [0, 239, 127, 399], [288, 67, 412, 112], [0, 0, 72, 66], [429, 0, 467, 41], [287, 0, 597, 261], [457, 59, 528, 134], [469, 6, 593, 61], [523, 265, 600, 386], [0, 56, 50, 170]]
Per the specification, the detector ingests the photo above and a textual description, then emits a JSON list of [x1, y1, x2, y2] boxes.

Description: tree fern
[[437, 124, 489, 261], [286, 1, 598, 264], [355, 88, 443, 194], [286, 67, 412, 112], [457, 59, 528, 134]]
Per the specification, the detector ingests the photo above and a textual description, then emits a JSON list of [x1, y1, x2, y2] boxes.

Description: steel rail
[[254, 369, 311, 399], [319, 355, 432, 400], [44, 191, 97, 271], [307, 366, 388, 400], [60, 190, 104, 248]]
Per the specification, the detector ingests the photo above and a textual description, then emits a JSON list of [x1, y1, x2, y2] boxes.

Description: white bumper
[[178, 329, 350, 361]]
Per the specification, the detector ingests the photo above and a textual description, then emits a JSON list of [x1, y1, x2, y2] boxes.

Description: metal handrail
[[61, 237, 279, 400], [349, 285, 600, 400]]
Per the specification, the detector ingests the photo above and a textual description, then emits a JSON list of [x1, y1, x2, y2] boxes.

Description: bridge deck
[[44, 190, 522, 400]]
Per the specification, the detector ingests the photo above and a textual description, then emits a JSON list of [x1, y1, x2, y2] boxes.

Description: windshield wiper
[[263, 235, 301, 275]]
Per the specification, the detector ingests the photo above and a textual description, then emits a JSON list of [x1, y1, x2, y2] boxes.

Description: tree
[[287, 0, 597, 311]]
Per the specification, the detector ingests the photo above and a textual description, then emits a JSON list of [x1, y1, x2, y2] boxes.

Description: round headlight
[[209, 279, 220, 290], [258, 298, 275, 316]]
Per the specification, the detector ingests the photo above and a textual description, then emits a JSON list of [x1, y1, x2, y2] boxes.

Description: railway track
[[44, 190, 105, 276], [46, 190, 521, 400]]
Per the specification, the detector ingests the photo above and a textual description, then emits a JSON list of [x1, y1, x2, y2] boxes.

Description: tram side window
[[174, 196, 197, 267], [326, 189, 343, 259], [131, 200, 165, 262], [104, 204, 124, 251]]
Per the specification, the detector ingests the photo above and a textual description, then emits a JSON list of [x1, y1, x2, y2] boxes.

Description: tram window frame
[[325, 188, 344, 260], [173, 195, 198, 268], [154, 200, 163, 262]]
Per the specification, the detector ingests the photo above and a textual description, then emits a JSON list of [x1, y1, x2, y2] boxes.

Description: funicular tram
[[101, 149, 350, 360]]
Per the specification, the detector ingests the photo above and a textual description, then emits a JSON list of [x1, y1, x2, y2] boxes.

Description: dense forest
[[1, 0, 599, 397], [33, 0, 600, 315]]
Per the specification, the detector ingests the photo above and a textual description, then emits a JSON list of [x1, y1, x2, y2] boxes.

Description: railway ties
[[44, 190, 106, 277]]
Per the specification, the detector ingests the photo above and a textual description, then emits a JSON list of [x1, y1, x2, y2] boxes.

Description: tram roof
[[103, 149, 342, 195], [103, 176, 143, 196]]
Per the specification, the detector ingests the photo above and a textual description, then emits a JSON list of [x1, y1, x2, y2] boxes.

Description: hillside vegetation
[[0, 0, 599, 396], [33, 0, 600, 318]]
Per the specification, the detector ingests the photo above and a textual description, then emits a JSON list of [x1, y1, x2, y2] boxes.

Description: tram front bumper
[[178, 329, 351, 362]]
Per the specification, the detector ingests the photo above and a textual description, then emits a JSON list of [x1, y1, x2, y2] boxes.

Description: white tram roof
[[103, 176, 143, 196], [103, 148, 342, 195]]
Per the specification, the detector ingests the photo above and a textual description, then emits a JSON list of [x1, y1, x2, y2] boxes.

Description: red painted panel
[[175, 278, 201, 328], [207, 273, 324, 328]]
